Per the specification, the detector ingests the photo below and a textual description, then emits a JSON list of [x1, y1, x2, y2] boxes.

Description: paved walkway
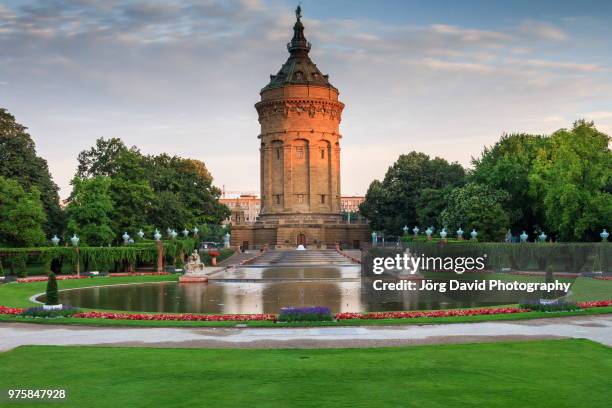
[[1, 315, 610, 351]]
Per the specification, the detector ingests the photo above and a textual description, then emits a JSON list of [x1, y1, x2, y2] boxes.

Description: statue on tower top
[[296, 4, 302, 21]]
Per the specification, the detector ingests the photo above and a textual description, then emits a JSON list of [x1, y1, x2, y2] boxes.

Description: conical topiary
[[46, 272, 59, 306]]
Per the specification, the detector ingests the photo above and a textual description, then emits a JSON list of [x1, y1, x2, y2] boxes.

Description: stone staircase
[[248, 249, 357, 266]]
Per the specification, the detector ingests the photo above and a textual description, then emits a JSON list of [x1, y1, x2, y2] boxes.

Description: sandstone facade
[[232, 7, 370, 249]]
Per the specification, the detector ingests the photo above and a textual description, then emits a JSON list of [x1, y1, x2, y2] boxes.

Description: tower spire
[[288, 4, 310, 56]]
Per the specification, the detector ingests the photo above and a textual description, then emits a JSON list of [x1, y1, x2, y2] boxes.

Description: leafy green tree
[[360, 152, 465, 233], [415, 187, 455, 228], [0, 176, 47, 247], [439, 183, 510, 241], [76, 137, 142, 179], [108, 178, 155, 237], [145, 155, 228, 227], [75, 138, 229, 232], [66, 176, 115, 246], [471, 133, 548, 232], [529, 120, 611, 241], [0, 108, 63, 234]]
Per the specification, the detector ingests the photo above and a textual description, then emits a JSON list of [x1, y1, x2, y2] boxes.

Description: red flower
[[577, 300, 612, 308], [0, 306, 24, 315], [2, 299, 610, 321], [72, 311, 277, 322]]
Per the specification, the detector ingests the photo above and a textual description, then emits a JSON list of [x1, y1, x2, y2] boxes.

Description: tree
[[415, 187, 455, 228], [46, 272, 59, 305], [0, 108, 63, 234], [145, 154, 228, 227], [0, 176, 47, 247], [74, 138, 229, 233], [471, 133, 548, 232], [529, 120, 611, 241], [439, 183, 510, 242], [65, 176, 115, 246], [360, 152, 465, 233]]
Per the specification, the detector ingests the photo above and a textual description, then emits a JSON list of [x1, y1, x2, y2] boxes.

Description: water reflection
[[53, 266, 548, 314]]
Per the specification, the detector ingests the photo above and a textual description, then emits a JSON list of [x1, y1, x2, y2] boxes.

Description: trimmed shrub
[[46, 272, 59, 305], [20, 305, 78, 318], [278, 306, 333, 322], [519, 301, 579, 312]]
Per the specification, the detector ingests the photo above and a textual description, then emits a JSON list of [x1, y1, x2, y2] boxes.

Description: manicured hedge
[[369, 242, 611, 273]]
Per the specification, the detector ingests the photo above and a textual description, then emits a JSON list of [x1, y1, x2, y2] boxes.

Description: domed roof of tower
[[262, 6, 336, 92]]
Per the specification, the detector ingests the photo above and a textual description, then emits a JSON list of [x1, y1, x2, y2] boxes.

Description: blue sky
[[1, 0, 611, 197]]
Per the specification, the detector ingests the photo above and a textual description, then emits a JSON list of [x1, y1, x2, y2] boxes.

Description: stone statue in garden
[[184, 250, 205, 274], [180, 250, 209, 283]]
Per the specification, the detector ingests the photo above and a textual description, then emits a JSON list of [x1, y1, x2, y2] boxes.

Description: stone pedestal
[[178, 250, 209, 283]]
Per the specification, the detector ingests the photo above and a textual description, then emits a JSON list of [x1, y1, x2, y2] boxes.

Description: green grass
[[0, 340, 610, 407]]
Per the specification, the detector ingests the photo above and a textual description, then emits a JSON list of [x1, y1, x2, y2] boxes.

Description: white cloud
[[0, 1, 609, 197], [519, 21, 568, 41]]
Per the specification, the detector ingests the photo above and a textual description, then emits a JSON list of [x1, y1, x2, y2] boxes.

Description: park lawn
[[0, 339, 610, 408]]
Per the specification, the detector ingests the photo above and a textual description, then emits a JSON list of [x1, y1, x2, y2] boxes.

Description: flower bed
[[1, 300, 611, 322], [73, 311, 277, 322], [278, 306, 333, 322], [335, 307, 528, 320], [15, 271, 169, 283], [0, 306, 23, 315], [577, 300, 612, 308], [16, 275, 90, 283], [108, 272, 169, 277]]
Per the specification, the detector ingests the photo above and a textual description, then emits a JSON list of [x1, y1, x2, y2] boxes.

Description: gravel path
[[1, 315, 610, 351]]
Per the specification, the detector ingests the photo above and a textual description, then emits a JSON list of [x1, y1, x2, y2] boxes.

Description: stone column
[[308, 135, 318, 211], [332, 142, 341, 213], [283, 143, 293, 211]]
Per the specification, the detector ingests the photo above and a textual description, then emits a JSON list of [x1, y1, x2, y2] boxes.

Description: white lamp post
[[456, 228, 464, 240], [425, 227, 432, 240], [470, 229, 478, 240], [440, 228, 448, 241]]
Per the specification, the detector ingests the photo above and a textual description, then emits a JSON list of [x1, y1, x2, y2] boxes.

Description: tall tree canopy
[[471, 133, 548, 232], [439, 183, 511, 242], [0, 108, 63, 235], [74, 137, 229, 236], [0, 176, 47, 247], [66, 176, 115, 246], [529, 121, 611, 241], [359, 152, 465, 233]]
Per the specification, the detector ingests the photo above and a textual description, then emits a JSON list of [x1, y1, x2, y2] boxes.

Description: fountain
[[178, 250, 209, 283]]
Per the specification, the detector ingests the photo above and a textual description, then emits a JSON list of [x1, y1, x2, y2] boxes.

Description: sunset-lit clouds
[[1, 0, 610, 196]]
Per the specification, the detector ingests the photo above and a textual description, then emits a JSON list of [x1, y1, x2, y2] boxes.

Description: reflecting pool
[[45, 266, 553, 314]]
